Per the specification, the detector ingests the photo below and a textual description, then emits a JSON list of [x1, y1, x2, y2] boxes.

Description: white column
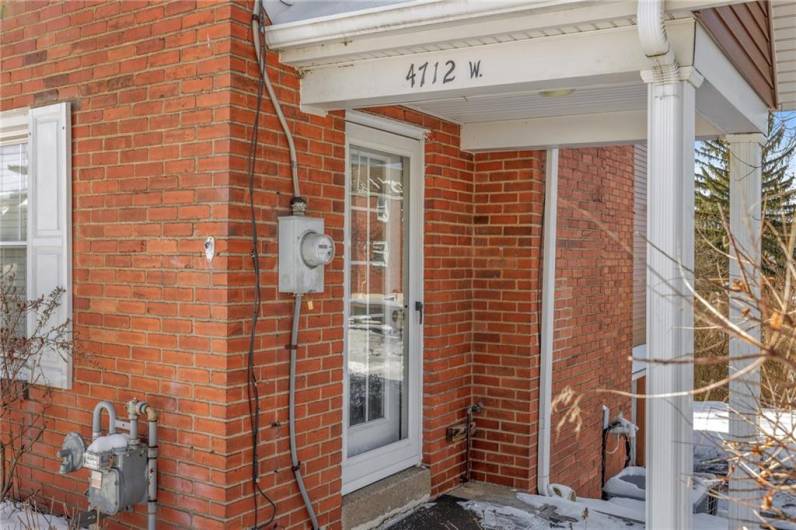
[[727, 133, 764, 529], [643, 68, 702, 530]]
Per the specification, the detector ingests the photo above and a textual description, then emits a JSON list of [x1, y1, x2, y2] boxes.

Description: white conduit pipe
[[252, 0, 303, 210], [251, 4, 319, 528], [289, 293, 320, 530], [537, 147, 559, 496]]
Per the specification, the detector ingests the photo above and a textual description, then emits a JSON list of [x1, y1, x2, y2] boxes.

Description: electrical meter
[[279, 216, 334, 293], [301, 232, 334, 268]]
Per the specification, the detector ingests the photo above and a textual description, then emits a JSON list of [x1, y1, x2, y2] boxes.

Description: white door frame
[[342, 111, 425, 494]]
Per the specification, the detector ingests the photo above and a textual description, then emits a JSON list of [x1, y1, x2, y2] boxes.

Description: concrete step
[[342, 466, 431, 530]]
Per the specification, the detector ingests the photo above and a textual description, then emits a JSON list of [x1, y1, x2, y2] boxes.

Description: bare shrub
[[0, 269, 73, 505], [550, 198, 796, 527]]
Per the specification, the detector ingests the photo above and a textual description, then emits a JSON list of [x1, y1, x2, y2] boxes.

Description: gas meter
[[279, 215, 335, 293], [58, 399, 158, 529]]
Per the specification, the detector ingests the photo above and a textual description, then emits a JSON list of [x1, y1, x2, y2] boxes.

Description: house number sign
[[405, 60, 483, 88]]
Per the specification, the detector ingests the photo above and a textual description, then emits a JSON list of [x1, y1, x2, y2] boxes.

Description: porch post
[[643, 68, 702, 530], [726, 133, 764, 529]]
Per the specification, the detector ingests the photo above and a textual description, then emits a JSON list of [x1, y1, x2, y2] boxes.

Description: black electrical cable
[[600, 421, 633, 500], [246, 14, 277, 530]]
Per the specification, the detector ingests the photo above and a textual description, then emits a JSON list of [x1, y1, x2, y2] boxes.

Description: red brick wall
[[470, 151, 544, 490], [1, 1, 636, 527], [1, 2, 476, 526], [364, 107, 476, 495], [467, 147, 633, 497], [226, 8, 346, 529], [549, 147, 634, 497], [2, 1, 245, 528]]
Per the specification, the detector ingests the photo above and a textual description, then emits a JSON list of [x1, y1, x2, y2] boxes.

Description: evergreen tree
[[693, 113, 796, 400], [696, 113, 796, 271]]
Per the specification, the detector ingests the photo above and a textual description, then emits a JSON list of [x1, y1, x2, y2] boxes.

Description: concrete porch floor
[[379, 480, 730, 530], [380, 481, 624, 530]]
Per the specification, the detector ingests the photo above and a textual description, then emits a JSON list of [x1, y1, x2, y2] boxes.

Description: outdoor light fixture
[[539, 88, 576, 97]]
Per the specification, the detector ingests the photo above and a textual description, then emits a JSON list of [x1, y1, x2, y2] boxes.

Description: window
[[1, 137, 28, 290], [0, 103, 72, 389]]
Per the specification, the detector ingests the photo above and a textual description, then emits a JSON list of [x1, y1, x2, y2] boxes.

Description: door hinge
[[415, 301, 424, 324]]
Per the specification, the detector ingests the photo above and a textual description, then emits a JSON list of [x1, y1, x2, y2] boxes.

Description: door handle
[[415, 301, 424, 324]]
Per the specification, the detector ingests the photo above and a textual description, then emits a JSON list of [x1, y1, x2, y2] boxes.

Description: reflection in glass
[[0, 142, 28, 308], [347, 146, 409, 457], [0, 143, 28, 243], [0, 247, 26, 296]]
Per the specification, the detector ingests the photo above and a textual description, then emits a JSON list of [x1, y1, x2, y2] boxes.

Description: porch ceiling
[[265, 0, 770, 150], [408, 83, 647, 124], [411, 81, 734, 152]]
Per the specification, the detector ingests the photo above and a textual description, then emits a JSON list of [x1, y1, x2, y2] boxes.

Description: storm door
[[343, 116, 423, 493]]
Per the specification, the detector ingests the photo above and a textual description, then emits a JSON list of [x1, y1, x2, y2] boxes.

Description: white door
[[343, 115, 424, 494]]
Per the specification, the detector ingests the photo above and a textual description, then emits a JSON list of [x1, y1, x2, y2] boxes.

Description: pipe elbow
[[92, 401, 117, 439], [638, 0, 669, 57], [637, 0, 679, 80], [138, 402, 158, 422]]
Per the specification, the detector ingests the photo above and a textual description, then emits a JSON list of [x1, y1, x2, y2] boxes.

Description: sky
[[778, 111, 796, 176]]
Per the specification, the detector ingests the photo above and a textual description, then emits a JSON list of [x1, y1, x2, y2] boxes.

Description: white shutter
[[27, 102, 72, 389]]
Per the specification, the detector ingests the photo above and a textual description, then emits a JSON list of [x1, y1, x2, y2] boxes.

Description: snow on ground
[[86, 432, 128, 453], [461, 493, 729, 530], [693, 400, 796, 527], [459, 501, 549, 530], [0, 502, 69, 530], [693, 401, 796, 437], [458, 401, 795, 530]]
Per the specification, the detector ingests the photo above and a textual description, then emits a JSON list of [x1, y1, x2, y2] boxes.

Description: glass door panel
[[347, 146, 409, 458]]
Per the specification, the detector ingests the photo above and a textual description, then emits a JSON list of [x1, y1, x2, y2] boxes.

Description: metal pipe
[[136, 401, 158, 530], [464, 403, 482, 482], [253, 0, 303, 212], [127, 400, 139, 444], [253, 2, 316, 527], [537, 148, 559, 496], [92, 401, 117, 440], [289, 293, 320, 530]]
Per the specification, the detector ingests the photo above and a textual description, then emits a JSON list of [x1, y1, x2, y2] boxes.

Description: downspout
[[537, 148, 559, 496], [637, 0, 679, 81]]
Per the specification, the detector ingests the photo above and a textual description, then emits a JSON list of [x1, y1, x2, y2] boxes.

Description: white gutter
[[265, 0, 587, 49], [537, 147, 559, 496], [265, 0, 742, 53]]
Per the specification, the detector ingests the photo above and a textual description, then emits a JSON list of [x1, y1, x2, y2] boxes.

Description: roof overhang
[[265, 0, 746, 61], [264, 0, 773, 150], [772, 1, 796, 111]]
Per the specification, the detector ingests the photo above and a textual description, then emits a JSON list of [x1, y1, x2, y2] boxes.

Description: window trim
[[0, 108, 29, 145], [632, 343, 647, 380]]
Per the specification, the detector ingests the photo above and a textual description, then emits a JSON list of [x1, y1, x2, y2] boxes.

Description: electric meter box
[[279, 216, 334, 294]]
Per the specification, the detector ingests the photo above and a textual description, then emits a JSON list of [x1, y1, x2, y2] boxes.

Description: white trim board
[[298, 19, 697, 111], [460, 110, 721, 151], [631, 344, 647, 380], [346, 110, 428, 140], [0, 108, 28, 144], [693, 24, 768, 134]]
